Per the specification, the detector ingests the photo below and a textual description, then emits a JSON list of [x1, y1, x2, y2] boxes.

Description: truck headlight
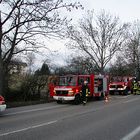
[[68, 90, 74, 95], [54, 90, 56, 95]]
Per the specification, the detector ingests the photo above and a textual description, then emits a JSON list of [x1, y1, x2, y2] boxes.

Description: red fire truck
[[109, 76, 133, 95], [49, 74, 109, 104]]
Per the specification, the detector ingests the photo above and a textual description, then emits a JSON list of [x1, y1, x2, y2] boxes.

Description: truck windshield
[[58, 76, 77, 86], [111, 77, 128, 82]]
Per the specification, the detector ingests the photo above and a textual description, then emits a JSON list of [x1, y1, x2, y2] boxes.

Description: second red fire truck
[[109, 76, 133, 95], [49, 74, 109, 104]]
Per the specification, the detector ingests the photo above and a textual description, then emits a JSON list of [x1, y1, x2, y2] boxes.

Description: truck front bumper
[[53, 96, 75, 101]]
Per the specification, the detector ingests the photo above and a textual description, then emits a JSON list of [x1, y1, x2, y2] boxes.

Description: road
[[0, 95, 140, 140]]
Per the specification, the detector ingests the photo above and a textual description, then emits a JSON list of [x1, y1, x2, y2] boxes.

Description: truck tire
[[74, 94, 81, 105], [123, 89, 128, 95], [123, 87, 128, 95]]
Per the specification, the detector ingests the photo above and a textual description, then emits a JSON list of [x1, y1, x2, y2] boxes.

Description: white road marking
[[0, 120, 57, 137], [121, 126, 140, 140], [2, 105, 66, 116]]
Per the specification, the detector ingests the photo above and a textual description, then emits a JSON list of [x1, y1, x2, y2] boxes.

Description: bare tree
[[67, 10, 128, 73], [109, 55, 131, 76], [0, 0, 82, 97], [124, 20, 140, 78], [66, 55, 98, 74]]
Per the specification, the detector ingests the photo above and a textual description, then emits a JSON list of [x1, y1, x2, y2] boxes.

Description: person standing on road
[[81, 80, 89, 105], [133, 80, 138, 95]]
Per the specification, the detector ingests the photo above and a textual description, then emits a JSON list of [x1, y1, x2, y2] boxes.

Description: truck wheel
[[123, 89, 128, 96], [57, 100, 62, 104], [74, 94, 81, 105]]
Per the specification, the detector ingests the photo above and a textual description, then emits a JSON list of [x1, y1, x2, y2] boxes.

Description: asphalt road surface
[[0, 95, 140, 140]]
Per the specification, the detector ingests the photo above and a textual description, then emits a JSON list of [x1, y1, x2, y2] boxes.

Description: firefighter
[[132, 80, 138, 95], [81, 80, 89, 105], [136, 81, 140, 95]]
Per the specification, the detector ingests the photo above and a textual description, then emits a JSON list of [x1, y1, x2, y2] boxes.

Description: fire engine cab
[[49, 74, 109, 104], [109, 76, 133, 95]]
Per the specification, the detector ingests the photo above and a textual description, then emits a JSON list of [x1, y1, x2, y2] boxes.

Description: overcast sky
[[35, 0, 140, 69], [80, 0, 140, 22]]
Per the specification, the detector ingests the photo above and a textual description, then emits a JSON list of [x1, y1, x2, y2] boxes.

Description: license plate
[[58, 97, 63, 100]]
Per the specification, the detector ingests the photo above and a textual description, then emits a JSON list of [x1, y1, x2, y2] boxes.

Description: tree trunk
[[0, 59, 9, 99], [100, 64, 104, 75], [3, 71, 9, 100], [0, 58, 4, 96]]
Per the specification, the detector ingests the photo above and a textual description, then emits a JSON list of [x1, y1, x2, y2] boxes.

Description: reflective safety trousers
[[86, 89, 90, 97], [133, 83, 138, 89]]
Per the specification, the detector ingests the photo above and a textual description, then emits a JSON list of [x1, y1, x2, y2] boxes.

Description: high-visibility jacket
[[133, 83, 138, 89], [136, 84, 140, 94]]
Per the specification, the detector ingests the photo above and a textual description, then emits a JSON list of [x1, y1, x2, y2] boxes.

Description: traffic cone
[[105, 96, 109, 103]]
